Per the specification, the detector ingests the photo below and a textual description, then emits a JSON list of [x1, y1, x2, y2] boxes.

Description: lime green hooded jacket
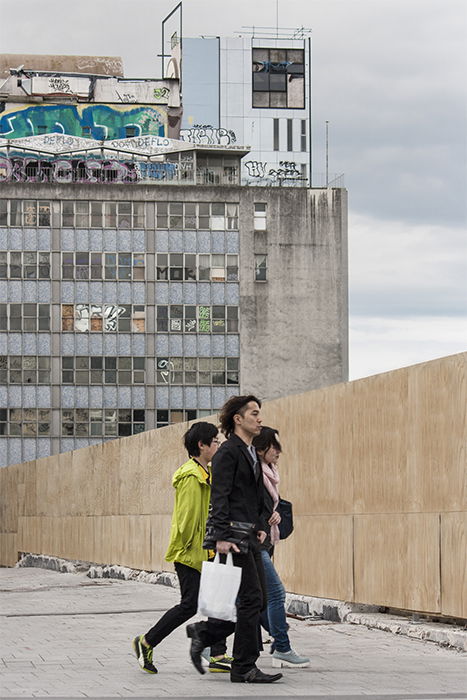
[[165, 457, 211, 572]]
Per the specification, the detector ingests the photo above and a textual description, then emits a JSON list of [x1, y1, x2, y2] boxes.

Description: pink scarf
[[262, 460, 280, 545]]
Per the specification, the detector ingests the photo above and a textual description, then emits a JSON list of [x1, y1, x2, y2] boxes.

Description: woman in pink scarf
[[253, 426, 310, 668]]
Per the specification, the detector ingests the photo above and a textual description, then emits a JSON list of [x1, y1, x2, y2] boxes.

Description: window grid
[[0, 251, 51, 279], [156, 357, 239, 385], [156, 409, 197, 429], [0, 304, 50, 332], [156, 253, 238, 282], [0, 199, 51, 227], [156, 202, 239, 230], [62, 356, 145, 384], [61, 201, 145, 228], [252, 47, 305, 109], [156, 305, 238, 333], [62, 304, 145, 333], [0, 408, 51, 436], [0, 356, 51, 384], [62, 252, 145, 281], [61, 409, 145, 437]]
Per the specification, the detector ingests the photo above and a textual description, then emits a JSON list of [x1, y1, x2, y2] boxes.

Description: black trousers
[[193, 547, 267, 675], [145, 561, 227, 656]]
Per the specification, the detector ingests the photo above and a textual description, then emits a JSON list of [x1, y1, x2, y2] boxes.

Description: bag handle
[[213, 552, 234, 566]]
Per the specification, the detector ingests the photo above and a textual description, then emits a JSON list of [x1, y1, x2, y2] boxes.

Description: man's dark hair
[[252, 426, 281, 454], [218, 394, 262, 437], [183, 421, 218, 457]]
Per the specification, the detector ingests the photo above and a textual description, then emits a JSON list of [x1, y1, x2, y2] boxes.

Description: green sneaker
[[208, 654, 233, 673], [132, 635, 158, 674]]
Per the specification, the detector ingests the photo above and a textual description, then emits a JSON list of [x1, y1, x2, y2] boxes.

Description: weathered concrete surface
[[1, 566, 465, 699]]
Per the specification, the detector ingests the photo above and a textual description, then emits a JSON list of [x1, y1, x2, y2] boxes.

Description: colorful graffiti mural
[[0, 103, 167, 140]]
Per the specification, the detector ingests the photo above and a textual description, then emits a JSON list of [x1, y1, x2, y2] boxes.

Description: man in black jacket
[[186, 395, 283, 684]]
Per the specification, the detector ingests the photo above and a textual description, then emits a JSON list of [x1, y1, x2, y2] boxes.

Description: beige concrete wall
[[1, 353, 465, 618]]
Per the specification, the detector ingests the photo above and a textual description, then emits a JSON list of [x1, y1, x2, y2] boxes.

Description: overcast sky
[[1, 0, 466, 380]]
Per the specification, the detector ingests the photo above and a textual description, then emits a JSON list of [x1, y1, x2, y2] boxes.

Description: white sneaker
[[272, 649, 310, 668]]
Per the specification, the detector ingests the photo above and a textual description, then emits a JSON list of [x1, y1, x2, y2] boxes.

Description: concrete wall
[[0, 353, 465, 618], [239, 186, 348, 398]]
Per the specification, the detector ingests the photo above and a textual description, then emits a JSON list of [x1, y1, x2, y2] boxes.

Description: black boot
[[231, 666, 283, 683], [186, 623, 206, 675]]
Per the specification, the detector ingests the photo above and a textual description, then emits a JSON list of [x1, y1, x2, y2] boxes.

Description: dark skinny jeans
[[144, 561, 226, 656]]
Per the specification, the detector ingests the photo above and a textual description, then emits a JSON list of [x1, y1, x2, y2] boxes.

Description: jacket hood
[[172, 458, 209, 488]]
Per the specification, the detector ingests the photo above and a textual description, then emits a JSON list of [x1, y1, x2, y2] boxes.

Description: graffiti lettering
[[116, 91, 137, 103], [48, 77, 73, 94], [108, 135, 171, 150], [268, 160, 301, 182], [180, 125, 236, 146], [244, 160, 266, 178], [153, 87, 170, 100], [0, 155, 177, 184]]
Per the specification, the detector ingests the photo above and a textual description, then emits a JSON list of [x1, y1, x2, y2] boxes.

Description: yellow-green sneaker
[[132, 635, 157, 674], [208, 654, 233, 673]]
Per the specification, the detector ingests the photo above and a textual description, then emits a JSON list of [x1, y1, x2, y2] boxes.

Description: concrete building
[[0, 51, 347, 468], [180, 34, 312, 187]]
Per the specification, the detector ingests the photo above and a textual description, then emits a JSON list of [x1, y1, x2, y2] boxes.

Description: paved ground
[[0, 567, 465, 699]]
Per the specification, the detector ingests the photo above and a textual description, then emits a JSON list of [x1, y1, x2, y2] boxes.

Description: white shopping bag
[[197, 552, 242, 622]]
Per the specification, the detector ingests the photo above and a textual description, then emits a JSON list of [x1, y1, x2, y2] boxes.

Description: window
[[196, 155, 240, 186], [156, 305, 238, 333], [61, 252, 145, 280], [0, 304, 50, 331], [0, 252, 50, 279], [61, 356, 145, 384], [255, 254, 268, 281], [61, 408, 145, 437], [82, 126, 91, 137], [155, 202, 239, 230], [252, 48, 305, 109], [0, 408, 51, 436], [125, 126, 138, 138], [254, 203, 267, 231], [156, 356, 239, 385], [0, 356, 50, 384], [273, 119, 279, 151], [156, 253, 238, 282], [156, 409, 197, 429], [61, 304, 145, 333], [301, 120, 307, 152], [0, 200, 51, 227], [61, 201, 144, 228], [287, 119, 293, 151]]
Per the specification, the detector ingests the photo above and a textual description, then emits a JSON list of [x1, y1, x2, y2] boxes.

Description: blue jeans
[[260, 549, 290, 653]]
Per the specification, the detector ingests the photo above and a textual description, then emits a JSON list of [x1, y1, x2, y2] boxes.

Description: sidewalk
[[1, 566, 466, 699]]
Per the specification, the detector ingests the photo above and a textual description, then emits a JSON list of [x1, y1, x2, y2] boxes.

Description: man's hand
[[216, 540, 240, 554], [257, 530, 267, 544], [268, 511, 281, 526]]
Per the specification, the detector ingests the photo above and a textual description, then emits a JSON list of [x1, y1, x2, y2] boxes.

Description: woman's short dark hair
[[218, 394, 262, 437], [252, 426, 281, 454], [183, 421, 218, 457]]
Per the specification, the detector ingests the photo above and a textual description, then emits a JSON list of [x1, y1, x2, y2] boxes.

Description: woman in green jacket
[[132, 422, 230, 674]]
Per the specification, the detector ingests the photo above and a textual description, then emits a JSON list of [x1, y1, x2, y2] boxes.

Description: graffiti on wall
[[180, 125, 236, 145], [0, 154, 178, 184], [0, 103, 167, 140], [153, 87, 170, 100], [244, 159, 303, 185]]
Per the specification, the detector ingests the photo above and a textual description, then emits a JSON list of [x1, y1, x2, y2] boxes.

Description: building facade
[[180, 35, 312, 186], [0, 54, 347, 468]]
